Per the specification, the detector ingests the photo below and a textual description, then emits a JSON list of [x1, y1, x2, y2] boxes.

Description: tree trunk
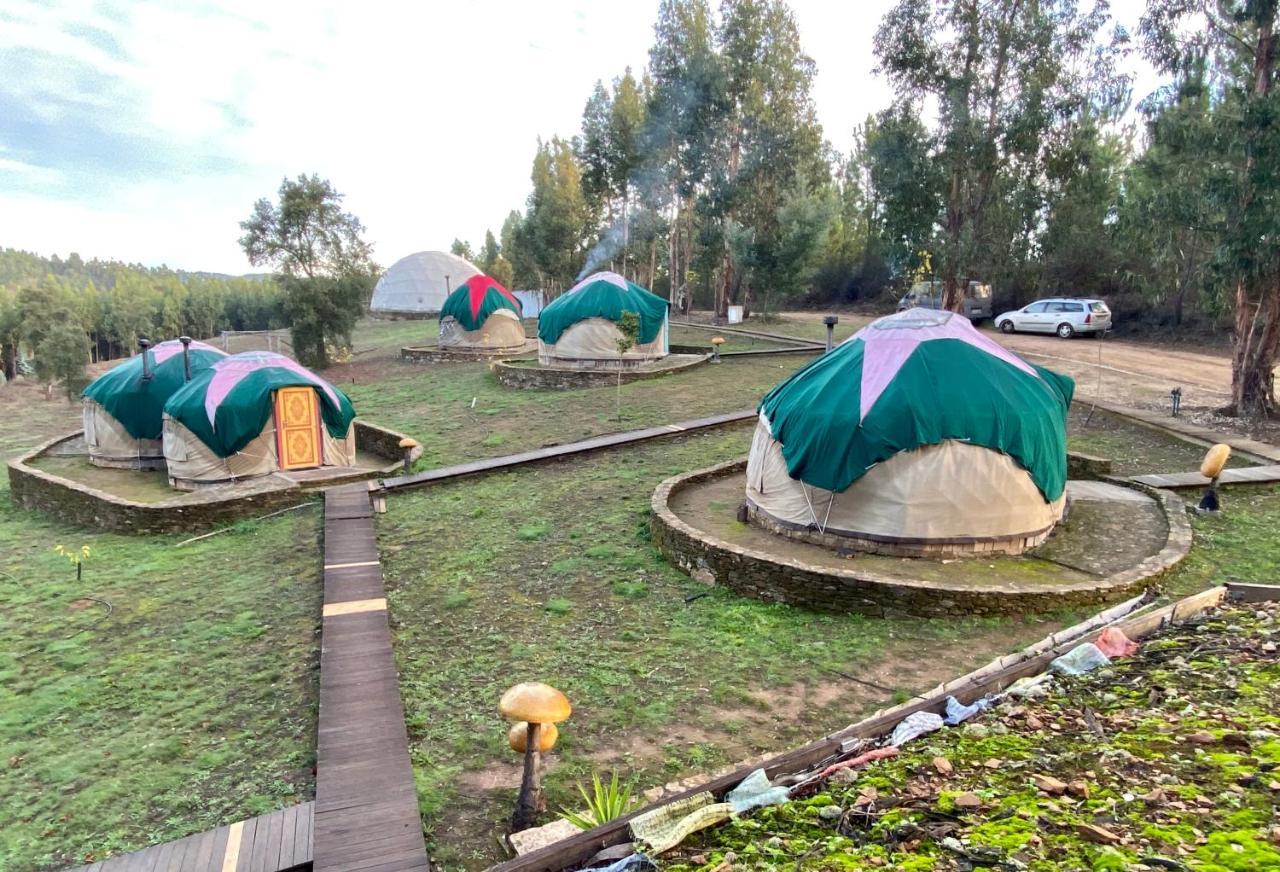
[[1229, 11, 1278, 417]]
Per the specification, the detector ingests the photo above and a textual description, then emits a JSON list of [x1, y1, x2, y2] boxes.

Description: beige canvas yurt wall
[[82, 399, 166, 469], [439, 309, 527, 350], [538, 317, 668, 368], [744, 414, 1065, 548], [162, 406, 355, 489]]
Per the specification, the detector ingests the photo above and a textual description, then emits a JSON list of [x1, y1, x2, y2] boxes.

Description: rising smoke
[[576, 218, 629, 282]]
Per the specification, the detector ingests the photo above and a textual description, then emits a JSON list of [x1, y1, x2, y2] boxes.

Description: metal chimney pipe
[[138, 338, 152, 381], [179, 335, 192, 382], [823, 315, 839, 353]]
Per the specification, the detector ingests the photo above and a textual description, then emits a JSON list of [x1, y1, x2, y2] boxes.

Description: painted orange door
[[275, 386, 322, 470]]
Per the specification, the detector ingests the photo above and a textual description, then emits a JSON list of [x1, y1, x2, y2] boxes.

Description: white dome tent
[[369, 251, 481, 317]]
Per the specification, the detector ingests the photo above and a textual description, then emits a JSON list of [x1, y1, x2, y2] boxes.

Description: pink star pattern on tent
[[202, 351, 341, 428], [148, 339, 225, 366], [851, 310, 1040, 422]]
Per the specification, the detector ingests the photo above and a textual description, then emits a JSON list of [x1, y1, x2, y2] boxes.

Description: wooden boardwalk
[[1130, 463, 1280, 489], [66, 802, 313, 872], [379, 408, 757, 493], [312, 485, 430, 872]]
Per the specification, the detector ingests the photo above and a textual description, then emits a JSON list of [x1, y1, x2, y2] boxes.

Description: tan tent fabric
[[83, 399, 164, 467], [745, 414, 1064, 542], [162, 403, 356, 487], [538, 316, 668, 366], [439, 309, 527, 350]]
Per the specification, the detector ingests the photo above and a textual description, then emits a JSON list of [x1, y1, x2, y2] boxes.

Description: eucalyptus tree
[[875, 0, 1124, 311], [1141, 0, 1280, 416]]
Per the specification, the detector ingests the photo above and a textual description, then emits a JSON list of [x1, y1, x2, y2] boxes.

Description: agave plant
[[559, 771, 635, 830]]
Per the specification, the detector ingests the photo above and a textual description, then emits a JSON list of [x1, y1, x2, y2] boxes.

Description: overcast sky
[[0, 0, 1159, 275]]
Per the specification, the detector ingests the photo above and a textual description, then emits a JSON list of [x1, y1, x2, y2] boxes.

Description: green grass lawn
[[378, 428, 1084, 869], [0, 381, 321, 872]]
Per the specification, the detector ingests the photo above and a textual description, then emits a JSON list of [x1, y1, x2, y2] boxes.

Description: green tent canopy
[[163, 351, 356, 458], [758, 310, 1074, 502], [537, 271, 669, 346], [440, 274, 523, 331], [82, 340, 227, 440]]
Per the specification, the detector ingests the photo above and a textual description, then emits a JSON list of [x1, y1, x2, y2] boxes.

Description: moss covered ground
[[661, 601, 1280, 871]]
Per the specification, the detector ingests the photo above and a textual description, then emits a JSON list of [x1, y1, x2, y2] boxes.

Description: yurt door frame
[[274, 386, 323, 470]]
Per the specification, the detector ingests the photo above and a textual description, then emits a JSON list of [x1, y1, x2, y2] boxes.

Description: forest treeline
[[470, 0, 1279, 414], [0, 248, 282, 382]]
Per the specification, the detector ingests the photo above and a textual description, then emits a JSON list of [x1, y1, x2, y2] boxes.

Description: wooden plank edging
[[486, 583, 1271, 872]]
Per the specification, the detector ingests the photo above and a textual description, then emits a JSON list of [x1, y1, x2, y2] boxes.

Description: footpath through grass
[[0, 383, 322, 871]]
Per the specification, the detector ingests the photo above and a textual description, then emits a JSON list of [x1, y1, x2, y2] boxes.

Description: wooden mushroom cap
[[508, 721, 558, 753], [399, 437, 419, 449], [1201, 443, 1231, 479], [499, 682, 572, 724], [710, 336, 726, 346]]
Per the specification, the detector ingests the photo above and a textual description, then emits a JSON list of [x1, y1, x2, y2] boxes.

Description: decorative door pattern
[[275, 386, 322, 470]]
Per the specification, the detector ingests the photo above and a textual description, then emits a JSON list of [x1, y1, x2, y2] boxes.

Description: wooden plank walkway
[[1087, 398, 1280, 464], [313, 485, 430, 872], [65, 802, 313, 872], [1129, 463, 1280, 489], [379, 409, 757, 493], [672, 320, 826, 348]]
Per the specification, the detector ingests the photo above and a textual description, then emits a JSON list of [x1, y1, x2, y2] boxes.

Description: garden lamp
[[823, 315, 839, 352], [138, 338, 152, 381]]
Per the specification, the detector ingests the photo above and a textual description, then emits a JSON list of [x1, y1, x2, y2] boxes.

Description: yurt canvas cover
[[439, 275, 526, 350], [162, 352, 357, 484], [369, 251, 481, 316], [82, 340, 226, 465], [746, 309, 1074, 543], [537, 271, 669, 364]]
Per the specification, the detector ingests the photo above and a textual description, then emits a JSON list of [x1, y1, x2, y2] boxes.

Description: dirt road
[[781, 310, 1237, 412]]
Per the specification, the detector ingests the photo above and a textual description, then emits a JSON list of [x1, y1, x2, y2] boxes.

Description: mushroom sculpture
[[1198, 443, 1232, 512], [500, 682, 571, 831], [710, 335, 726, 363], [398, 436, 419, 472]]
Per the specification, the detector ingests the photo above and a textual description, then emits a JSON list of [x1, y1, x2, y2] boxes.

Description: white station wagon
[[995, 298, 1112, 338]]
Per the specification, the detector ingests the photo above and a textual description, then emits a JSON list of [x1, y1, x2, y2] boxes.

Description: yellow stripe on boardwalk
[[221, 820, 243, 872], [323, 598, 387, 617], [323, 560, 380, 570]]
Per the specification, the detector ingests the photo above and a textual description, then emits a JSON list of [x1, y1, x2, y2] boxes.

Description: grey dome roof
[[369, 251, 481, 315]]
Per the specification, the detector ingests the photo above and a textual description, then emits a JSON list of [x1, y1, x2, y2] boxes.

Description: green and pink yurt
[[82, 339, 227, 469], [537, 271, 669, 368], [439, 275, 526, 351], [745, 309, 1074, 555], [161, 351, 357, 488]]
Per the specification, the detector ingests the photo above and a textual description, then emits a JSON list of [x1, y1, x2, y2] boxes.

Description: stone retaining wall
[[8, 434, 307, 534], [493, 354, 709, 390], [6, 420, 419, 535], [400, 343, 536, 364], [650, 459, 1193, 617]]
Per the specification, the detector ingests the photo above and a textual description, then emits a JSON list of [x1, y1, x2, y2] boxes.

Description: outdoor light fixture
[[179, 335, 192, 382], [710, 335, 725, 363], [138, 338, 152, 381], [823, 315, 839, 352], [1170, 386, 1182, 417]]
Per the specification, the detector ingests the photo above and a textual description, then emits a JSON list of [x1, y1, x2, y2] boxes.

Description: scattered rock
[[953, 792, 982, 811], [1074, 823, 1122, 845], [1188, 731, 1216, 744], [818, 805, 844, 820], [1067, 780, 1091, 799], [933, 756, 954, 776], [831, 767, 859, 784], [1031, 774, 1068, 796], [1024, 714, 1044, 730], [690, 855, 707, 866], [983, 757, 1003, 769], [853, 787, 878, 807]]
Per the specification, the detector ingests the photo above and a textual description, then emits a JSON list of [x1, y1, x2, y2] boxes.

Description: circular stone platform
[[651, 459, 1192, 616], [493, 353, 710, 390], [401, 339, 537, 363]]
